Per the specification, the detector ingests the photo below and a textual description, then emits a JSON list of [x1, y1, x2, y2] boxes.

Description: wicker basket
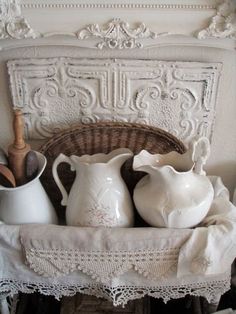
[[39, 122, 186, 225]]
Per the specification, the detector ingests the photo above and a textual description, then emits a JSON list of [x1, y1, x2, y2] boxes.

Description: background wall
[[0, 0, 235, 196]]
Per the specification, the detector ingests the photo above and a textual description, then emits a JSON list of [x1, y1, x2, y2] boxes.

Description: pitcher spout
[[133, 150, 159, 174], [108, 148, 133, 168]]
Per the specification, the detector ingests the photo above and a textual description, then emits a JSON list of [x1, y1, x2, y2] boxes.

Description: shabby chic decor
[[7, 58, 221, 143], [1, 0, 235, 42], [0, 176, 234, 307]]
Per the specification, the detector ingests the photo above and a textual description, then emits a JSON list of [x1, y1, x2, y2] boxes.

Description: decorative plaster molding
[[20, 3, 216, 10], [77, 18, 163, 49], [0, 0, 235, 44], [7, 58, 221, 144], [0, 0, 38, 39], [198, 0, 236, 39]]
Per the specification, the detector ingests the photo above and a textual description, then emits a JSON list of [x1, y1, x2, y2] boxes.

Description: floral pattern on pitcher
[[77, 204, 118, 227]]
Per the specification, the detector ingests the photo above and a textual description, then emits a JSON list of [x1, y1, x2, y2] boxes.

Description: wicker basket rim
[[40, 122, 186, 153]]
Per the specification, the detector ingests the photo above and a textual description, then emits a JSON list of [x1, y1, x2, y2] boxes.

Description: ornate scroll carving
[[0, 1, 235, 42], [198, 0, 236, 39], [118, 61, 221, 142], [7, 58, 221, 143], [77, 18, 162, 49], [8, 58, 111, 138], [0, 0, 38, 39]]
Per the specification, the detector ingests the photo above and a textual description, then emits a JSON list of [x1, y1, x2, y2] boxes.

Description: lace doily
[[0, 276, 230, 306]]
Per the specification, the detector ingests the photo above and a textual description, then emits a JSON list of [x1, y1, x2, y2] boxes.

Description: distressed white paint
[[7, 58, 221, 143]]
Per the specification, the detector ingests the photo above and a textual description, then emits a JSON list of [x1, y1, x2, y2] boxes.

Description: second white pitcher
[[52, 148, 134, 227]]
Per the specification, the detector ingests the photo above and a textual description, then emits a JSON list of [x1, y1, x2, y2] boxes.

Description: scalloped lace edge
[[0, 277, 230, 306]]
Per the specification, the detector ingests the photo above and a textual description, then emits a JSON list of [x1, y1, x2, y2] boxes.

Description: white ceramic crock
[[0, 152, 58, 225]]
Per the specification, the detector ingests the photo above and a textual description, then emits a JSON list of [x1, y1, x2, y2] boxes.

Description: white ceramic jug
[[0, 152, 58, 224], [133, 137, 214, 228], [52, 148, 134, 227]]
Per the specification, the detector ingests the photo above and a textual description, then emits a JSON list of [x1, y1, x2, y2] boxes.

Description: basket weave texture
[[39, 122, 186, 225]]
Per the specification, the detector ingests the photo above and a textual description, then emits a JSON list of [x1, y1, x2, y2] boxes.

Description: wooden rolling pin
[[8, 109, 30, 186]]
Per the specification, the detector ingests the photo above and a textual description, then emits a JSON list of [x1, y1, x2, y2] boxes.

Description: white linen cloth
[[178, 176, 236, 276], [0, 176, 235, 306]]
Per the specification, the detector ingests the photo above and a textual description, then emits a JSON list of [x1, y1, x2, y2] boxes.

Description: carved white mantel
[[0, 0, 235, 49], [7, 58, 222, 143]]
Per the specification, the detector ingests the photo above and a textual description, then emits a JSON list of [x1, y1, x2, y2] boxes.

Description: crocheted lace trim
[[24, 248, 179, 282], [0, 277, 230, 306]]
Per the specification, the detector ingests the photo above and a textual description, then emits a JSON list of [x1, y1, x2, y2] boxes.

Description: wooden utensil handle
[[8, 146, 30, 186], [8, 109, 31, 185], [13, 109, 26, 149]]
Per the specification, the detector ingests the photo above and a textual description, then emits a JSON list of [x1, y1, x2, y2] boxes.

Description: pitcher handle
[[52, 153, 75, 206], [191, 137, 210, 175]]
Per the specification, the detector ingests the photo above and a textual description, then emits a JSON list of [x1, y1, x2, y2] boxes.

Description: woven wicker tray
[[39, 122, 186, 225]]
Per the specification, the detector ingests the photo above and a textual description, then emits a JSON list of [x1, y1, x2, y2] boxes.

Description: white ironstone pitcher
[[52, 148, 134, 227], [133, 137, 214, 228], [0, 152, 58, 224]]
